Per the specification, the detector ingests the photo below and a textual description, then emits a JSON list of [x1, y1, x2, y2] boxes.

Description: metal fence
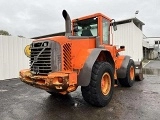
[[0, 35, 33, 80]]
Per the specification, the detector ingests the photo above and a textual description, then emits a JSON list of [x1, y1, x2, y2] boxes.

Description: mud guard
[[117, 56, 131, 79], [135, 61, 144, 81], [78, 48, 114, 86]]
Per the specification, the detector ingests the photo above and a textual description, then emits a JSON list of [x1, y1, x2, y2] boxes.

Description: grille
[[30, 42, 52, 74], [63, 43, 72, 70]]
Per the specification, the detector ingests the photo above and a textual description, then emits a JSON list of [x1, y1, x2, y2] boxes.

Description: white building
[[143, 37, 160, 59], [0, 35, 32, 80], [112, 18, 145, 62]]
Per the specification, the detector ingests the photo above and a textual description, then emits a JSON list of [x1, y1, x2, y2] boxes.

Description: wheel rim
[[130, 66, 135, 80], [101, 73, 111, 95]]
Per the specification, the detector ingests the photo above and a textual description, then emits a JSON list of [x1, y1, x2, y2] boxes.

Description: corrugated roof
[[116, 17, 145, 25]]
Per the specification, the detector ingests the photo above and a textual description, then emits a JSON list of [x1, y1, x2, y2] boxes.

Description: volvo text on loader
[[20, 10, 143, 107]]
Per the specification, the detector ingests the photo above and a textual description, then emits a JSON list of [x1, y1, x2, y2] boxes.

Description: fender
[[78, 48, 114, 86], [135, 61, 144, 81], [116, 55, 132, 78]]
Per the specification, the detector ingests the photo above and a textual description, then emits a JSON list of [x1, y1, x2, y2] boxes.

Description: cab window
[[102, 18, 109, 44], [73, 17, 98, 36]]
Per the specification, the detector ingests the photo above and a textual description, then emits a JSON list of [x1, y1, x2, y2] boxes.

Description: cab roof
[[72, 13, 112, 22]]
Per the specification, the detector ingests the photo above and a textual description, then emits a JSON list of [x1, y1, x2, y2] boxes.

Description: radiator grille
[[30, 42, 52, 74], [63, 43, 72, 70]]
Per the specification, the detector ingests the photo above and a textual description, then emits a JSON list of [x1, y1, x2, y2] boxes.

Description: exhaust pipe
[[62, 10, 71, 36]]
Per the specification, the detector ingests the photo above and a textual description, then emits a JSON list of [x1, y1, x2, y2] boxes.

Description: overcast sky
[[0, 0, 159, 38]]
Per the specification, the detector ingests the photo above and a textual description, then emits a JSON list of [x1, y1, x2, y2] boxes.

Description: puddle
[[143, 68, 160, 75], [0, 89, 8, 92]]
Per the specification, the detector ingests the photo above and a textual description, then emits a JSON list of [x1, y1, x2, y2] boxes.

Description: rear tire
[[81, 62, 114, 107], [119, 59, 135, 87]]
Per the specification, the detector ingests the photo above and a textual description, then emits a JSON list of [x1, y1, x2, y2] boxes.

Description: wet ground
[[0, 60, 160, 120], [143, 60, 160, 76]]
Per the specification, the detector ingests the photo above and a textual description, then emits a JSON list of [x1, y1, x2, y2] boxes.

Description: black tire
[[119, 59, 135, 87], [81, 61, 114, 107]]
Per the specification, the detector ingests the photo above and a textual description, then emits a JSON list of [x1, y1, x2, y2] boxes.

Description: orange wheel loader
[[20, 10, 143, 107]]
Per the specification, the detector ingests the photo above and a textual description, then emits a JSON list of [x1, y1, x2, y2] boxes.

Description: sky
[[0, 0, 160, 38]]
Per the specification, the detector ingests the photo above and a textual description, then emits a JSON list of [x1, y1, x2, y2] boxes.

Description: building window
[[155, 41, 158, 44]]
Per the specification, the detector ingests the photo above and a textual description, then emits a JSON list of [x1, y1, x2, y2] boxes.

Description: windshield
[[73, 17, 98, 36]]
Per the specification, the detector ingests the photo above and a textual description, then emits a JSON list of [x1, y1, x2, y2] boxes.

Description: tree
[[0, 30, 11, 36]]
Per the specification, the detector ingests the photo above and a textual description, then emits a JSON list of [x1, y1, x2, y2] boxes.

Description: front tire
[[81, 62, 114, 107]]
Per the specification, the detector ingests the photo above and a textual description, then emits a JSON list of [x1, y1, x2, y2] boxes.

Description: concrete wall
[[0, 35, 33, 80]]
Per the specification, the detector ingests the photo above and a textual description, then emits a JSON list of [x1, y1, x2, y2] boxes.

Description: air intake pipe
[[62, 10, 71, 36]]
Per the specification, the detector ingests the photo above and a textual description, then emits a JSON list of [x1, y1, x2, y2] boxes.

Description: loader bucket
[[134, 61, 144, 81]]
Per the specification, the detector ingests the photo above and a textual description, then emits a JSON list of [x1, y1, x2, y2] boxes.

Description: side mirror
[[113, 21, 117, 31], [111, 19, 117, 31]]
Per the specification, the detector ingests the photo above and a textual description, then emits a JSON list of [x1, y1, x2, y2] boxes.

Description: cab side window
[[102, 18, 109, 44]]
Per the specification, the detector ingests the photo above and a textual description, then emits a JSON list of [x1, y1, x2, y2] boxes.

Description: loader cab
[[72, 13, 115, 45]]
